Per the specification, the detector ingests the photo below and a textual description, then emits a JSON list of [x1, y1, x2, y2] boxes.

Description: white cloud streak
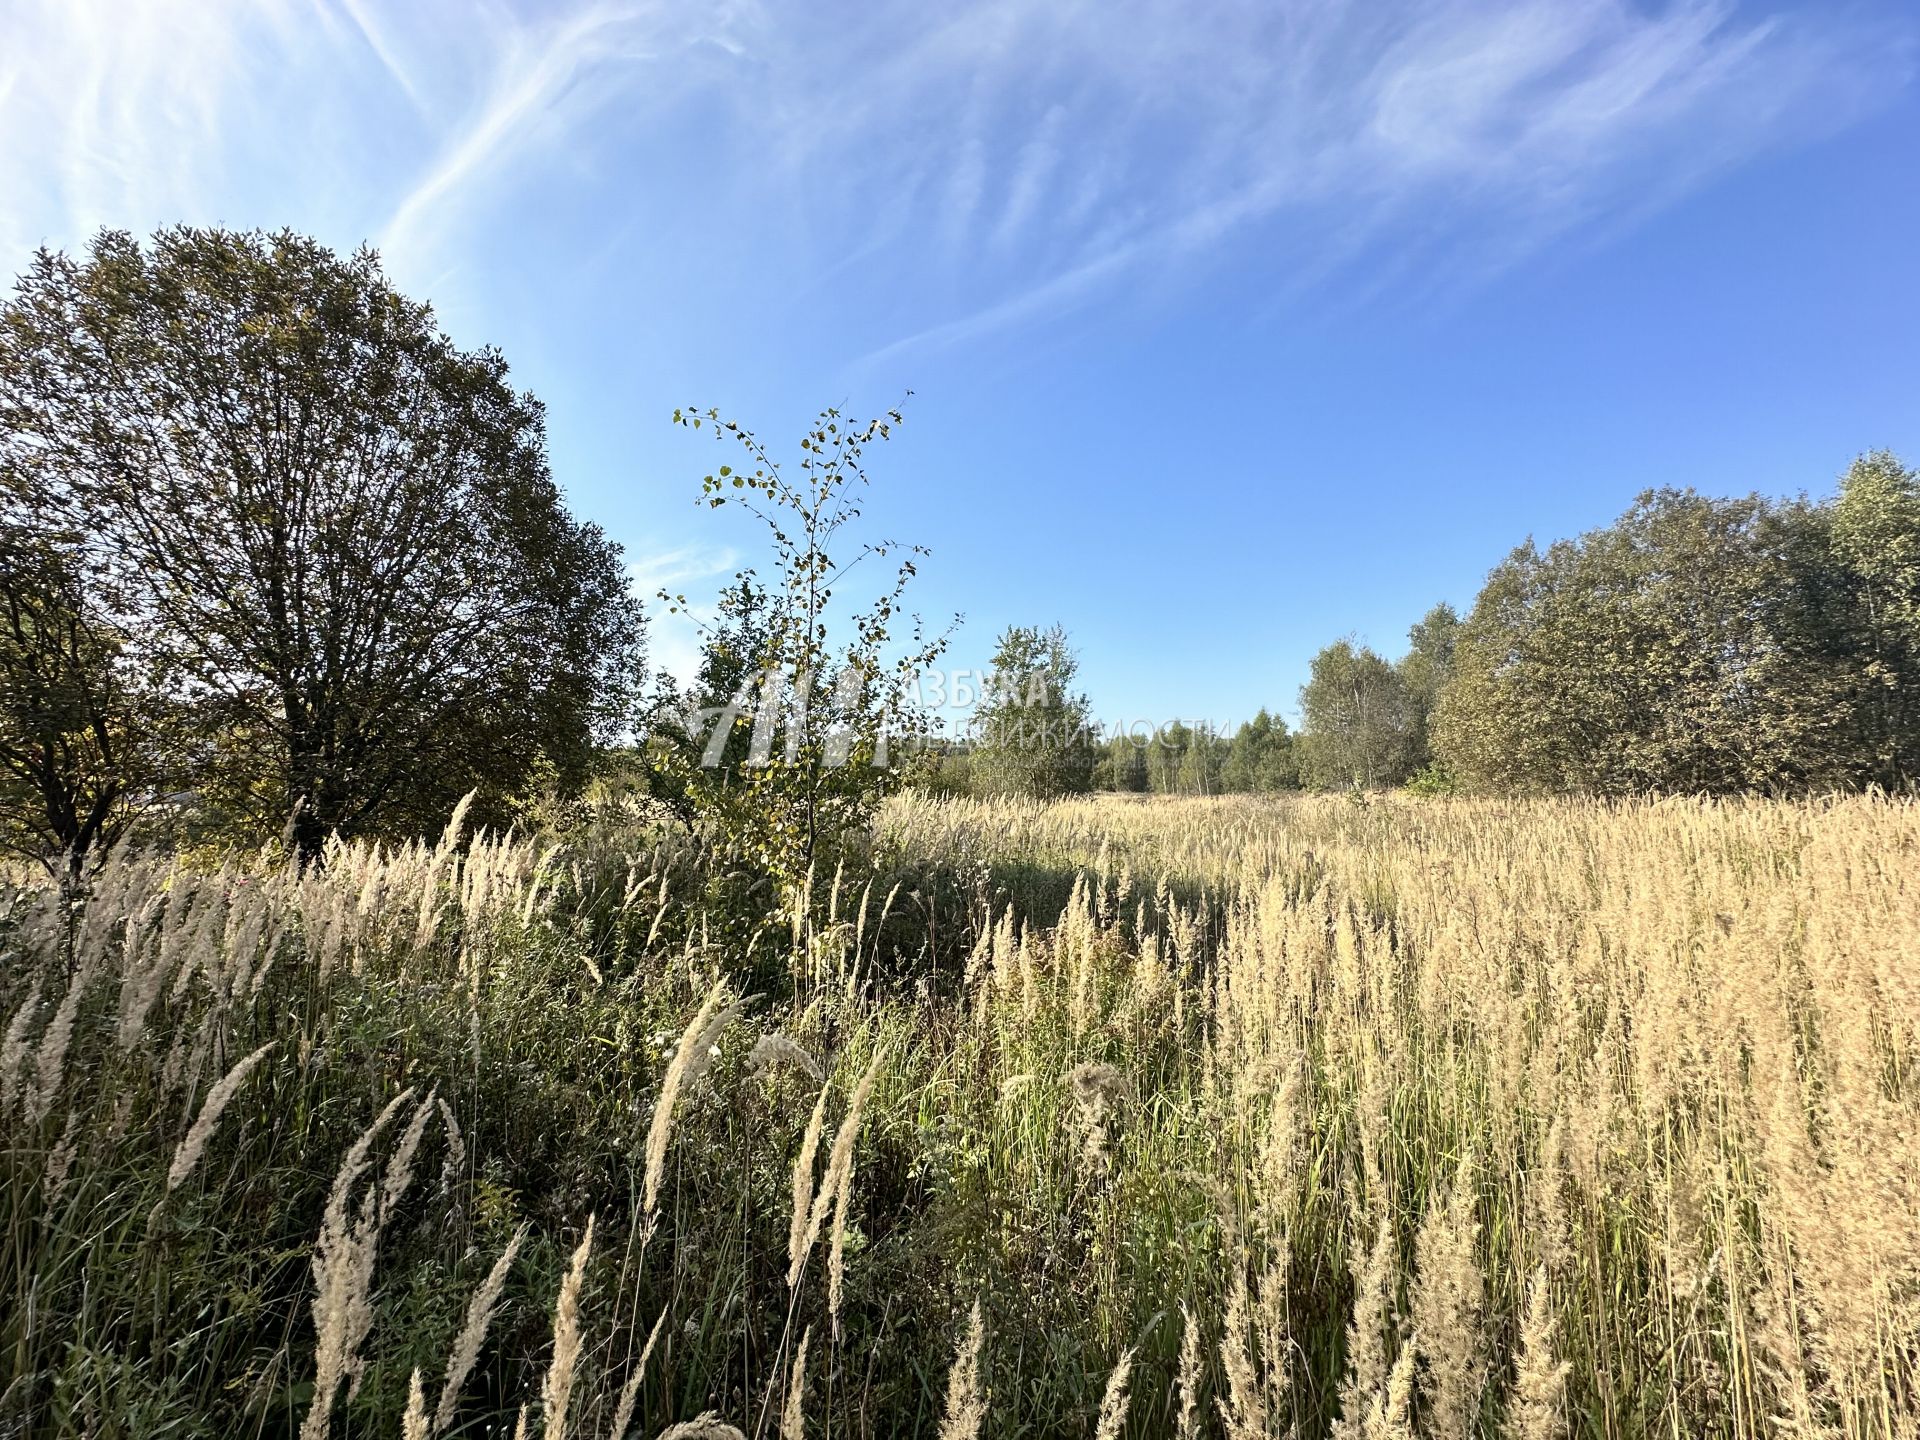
[[376, 3, 670, 275], [628, 544, 740, 684], [628, 543, 741, 597], [825, 0, 1910, 361], [0, 0, 1909, 359]]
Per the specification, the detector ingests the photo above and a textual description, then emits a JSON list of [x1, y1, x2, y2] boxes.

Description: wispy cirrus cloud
[[805, 0, 1912, 363], [375, 2, 696, 278], [0, 0, 425, 278], [0, 0, 736, 282], [628, 543, 741, 597], [0, 0, 1910, 363], [628, 543, 741, 684]]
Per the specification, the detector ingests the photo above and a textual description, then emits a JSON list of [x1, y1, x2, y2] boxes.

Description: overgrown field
[[1, 793, 1915, 1439]]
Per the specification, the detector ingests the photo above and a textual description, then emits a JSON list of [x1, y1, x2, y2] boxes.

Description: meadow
[[1, 792, 1914, 1439]]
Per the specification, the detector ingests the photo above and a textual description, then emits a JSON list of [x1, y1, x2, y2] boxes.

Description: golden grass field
[[1, 792, 1915, 1439]]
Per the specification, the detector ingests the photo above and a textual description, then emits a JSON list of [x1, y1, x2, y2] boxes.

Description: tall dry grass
[[0, 791, 1913, 1437]]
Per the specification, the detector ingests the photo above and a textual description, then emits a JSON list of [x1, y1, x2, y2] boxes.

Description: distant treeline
[[952, 453, 1920, 798], [1089, 713, 1299, 795], [1310, 458, 1920, 795]]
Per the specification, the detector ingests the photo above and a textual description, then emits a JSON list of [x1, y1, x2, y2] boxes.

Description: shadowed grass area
[[0, 792, 1915, 1439]]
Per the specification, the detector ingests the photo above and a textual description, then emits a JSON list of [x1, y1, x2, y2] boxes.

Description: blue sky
[[4, 0, 1917, 732]]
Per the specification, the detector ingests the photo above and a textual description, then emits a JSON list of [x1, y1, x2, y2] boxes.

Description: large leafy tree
[[0, 228, 644, 854], [1094, 733, 1150, 793], [639, 574, 774, 827], [1432, 489, 1857, 793], [1220, 708, 1298, 792], [1831, 451, 1920, 786], [1131, 720, 1230, 795], [0, 500, 170, 873], [1397, 602, 1460, 774], [1298, 640, 1412, 790], [970, 624, 1097, 799]]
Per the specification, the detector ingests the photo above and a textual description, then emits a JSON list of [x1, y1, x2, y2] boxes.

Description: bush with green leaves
[[645, 406, 953, 906]]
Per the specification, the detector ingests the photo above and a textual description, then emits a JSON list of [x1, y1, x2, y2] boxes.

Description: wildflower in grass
[[1065, 1060, 1125, 1175], [1410, 1153, 1487, 1439], [656, 1414, 746, 1439], [1511, 1266, 1568, 1440], [825, 1050, 885, 1331], [380, 1088, 439, 1217], [787, 1083, 831, 1285], [1175, 1304, 1204, 1440], [303, 1087, 416, 1440], [1219, 1267, 1267, 1440], [402, 1369, 429, 1440], [606, 1307, 667, 1440], [0, 979, 44, 1113], [789, 1047, 883, 1307], [749, 1032, 823, 1083]]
